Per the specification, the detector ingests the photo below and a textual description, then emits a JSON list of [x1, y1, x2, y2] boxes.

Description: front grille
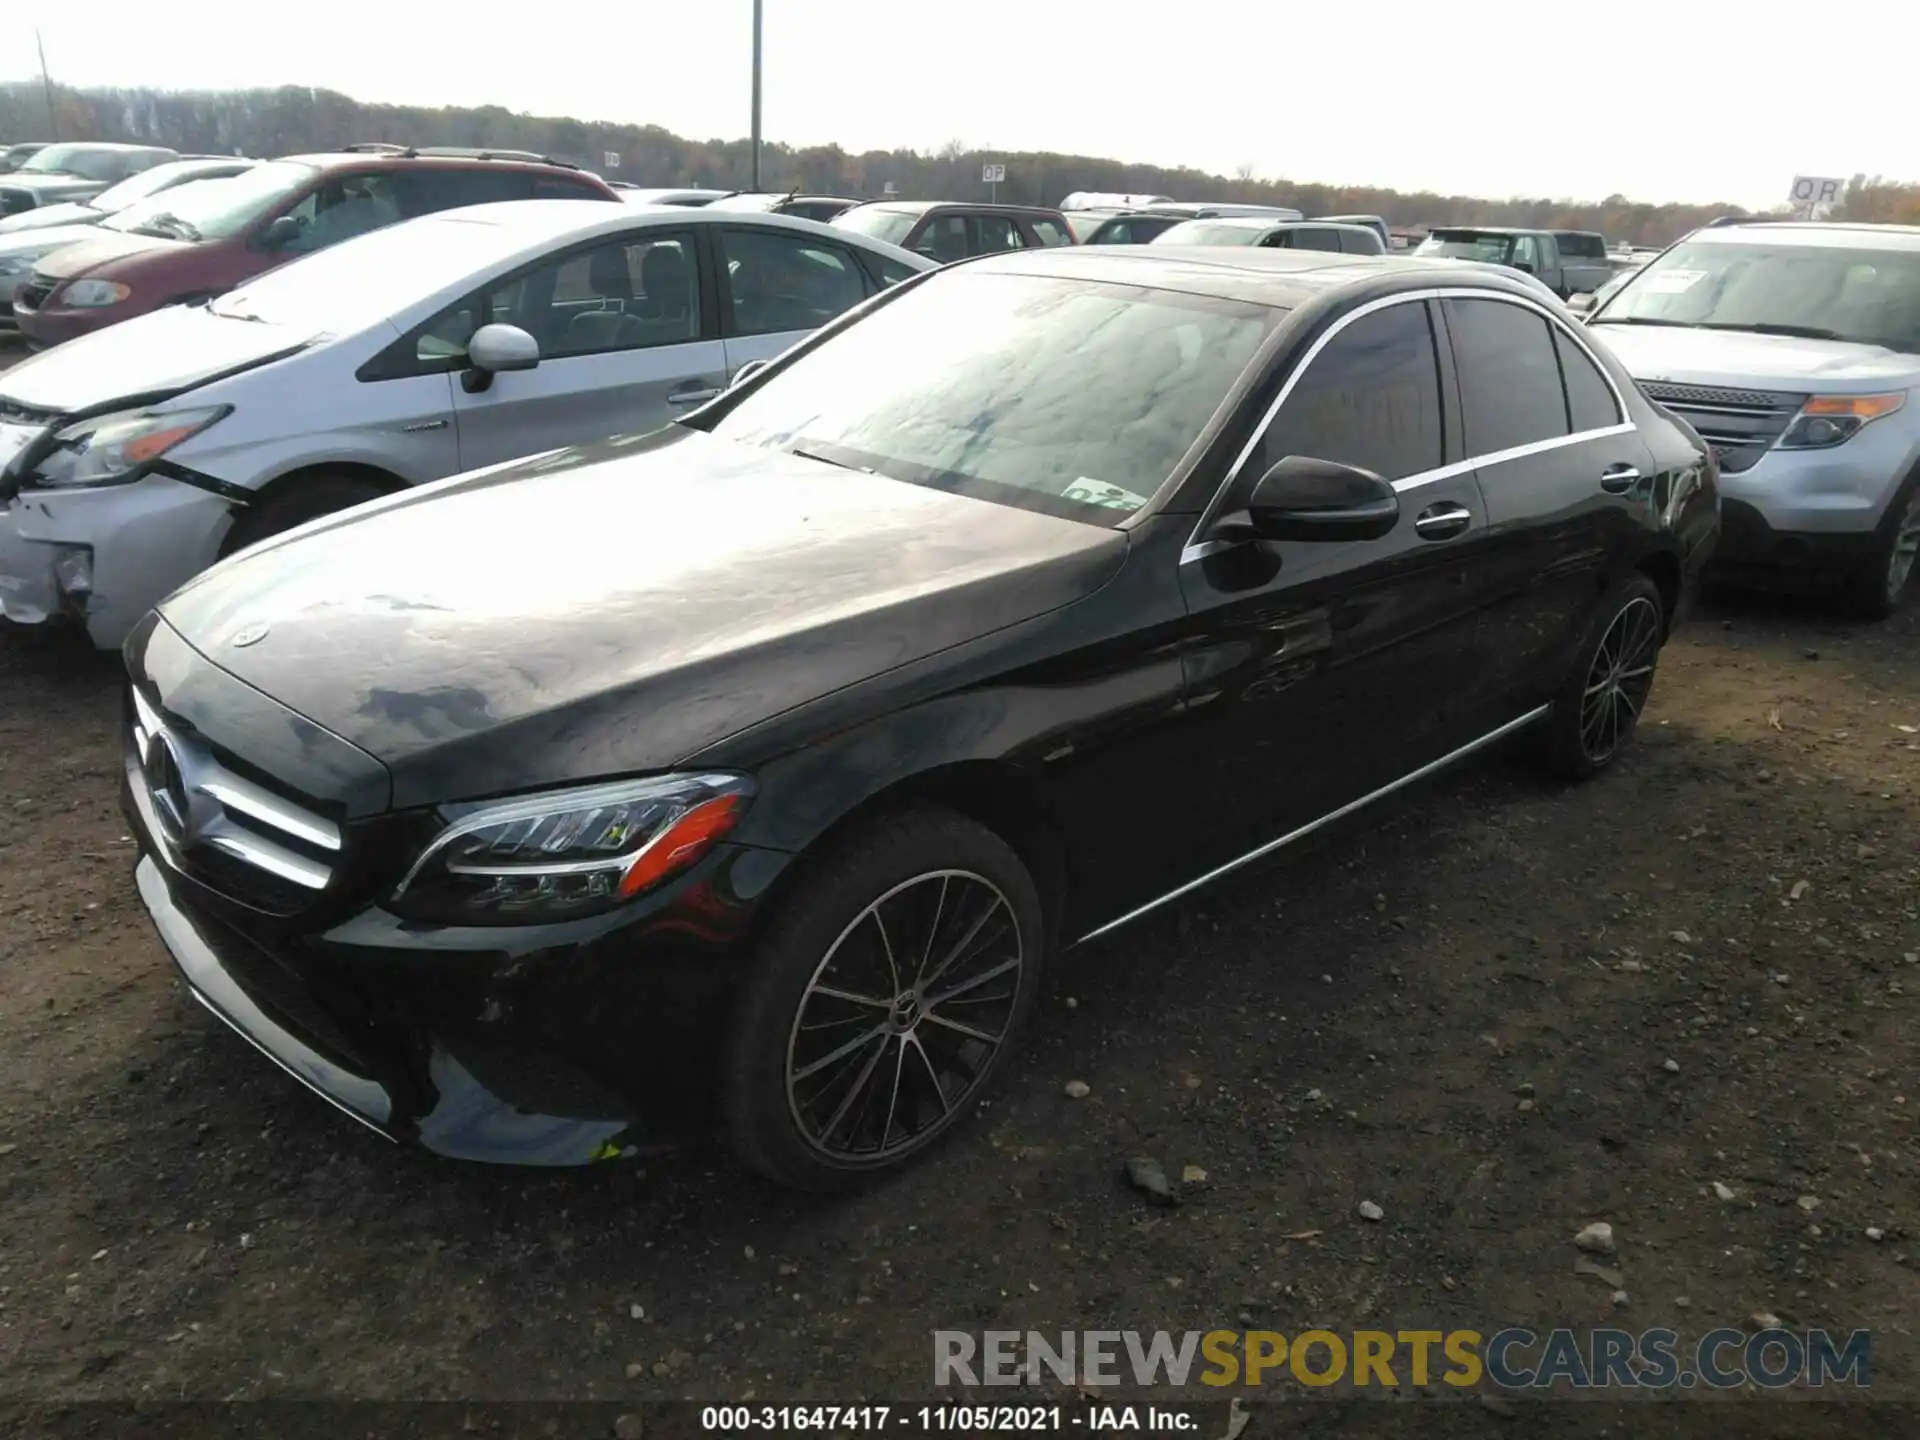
[[130, 687, 344, 916], [0, 188, 35, 218], [12, 274, 53, 314], [1638, 379, 1806, 474]]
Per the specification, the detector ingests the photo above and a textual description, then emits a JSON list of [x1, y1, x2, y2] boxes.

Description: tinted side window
[[1291, 227, 1344, 253], [1339, 228, 1381, 255], [973, 215, 1025, 252], [858, 250, 922, 289], [1447, 298, 1570, 455], [1553, 326, 1621, 432], [1090, 220, 1132, 245], [719, 227, 868, 337], [529, 234, 701, 357], [1259, 301, 1445, 482], [912, 214, 968, 264], [394, 168, 534, 217], [1030, 216, 1072, 247]]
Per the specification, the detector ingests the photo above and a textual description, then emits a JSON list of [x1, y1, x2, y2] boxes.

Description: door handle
[[667, 385, 723, 407], [1414, 502, 1472, 541], [1600, 463, 1641, 494]]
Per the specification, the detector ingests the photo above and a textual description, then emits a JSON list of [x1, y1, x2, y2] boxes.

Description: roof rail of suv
[[335, 142, 579, 170]]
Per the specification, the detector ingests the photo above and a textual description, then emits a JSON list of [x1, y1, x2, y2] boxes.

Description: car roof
[[38, 141, 173, 154], [402, 197, 936, 262], [1165, 216, 1374, 234], [845, 200, 1064, 218], [959, 245, 1552, 310], [282, 151, 586, 175], [1691, 221, 1920, 251]]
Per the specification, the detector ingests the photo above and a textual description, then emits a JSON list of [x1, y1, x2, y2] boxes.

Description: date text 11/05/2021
[[931, 1327, 1874, 1391], [702, 1407, 1199, 1432]]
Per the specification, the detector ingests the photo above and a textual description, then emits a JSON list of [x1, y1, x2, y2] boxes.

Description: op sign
[[982, 163, 1007, 184]]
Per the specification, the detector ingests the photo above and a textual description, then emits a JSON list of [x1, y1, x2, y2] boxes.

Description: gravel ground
[[1, 334, 1916, 1431]]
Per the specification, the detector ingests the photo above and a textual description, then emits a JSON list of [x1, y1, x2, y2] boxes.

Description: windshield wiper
[[1694, 321, 1846, 342], [135, 211, 202, 242], [787, 442, 869, 473], [1587, 316, 1691, 327]]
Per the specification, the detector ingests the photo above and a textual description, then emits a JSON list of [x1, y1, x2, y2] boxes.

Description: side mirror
[[462, 323, 540, 394], [1567, 292, 1596, 314], [730, 358, 769, 389], [1226, 456, 1400, 543], [259, 215, 302, 251], [1510, 259, 1535, 274]]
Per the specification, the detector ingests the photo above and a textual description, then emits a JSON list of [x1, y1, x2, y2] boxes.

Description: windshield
[[698, 271, 1278, 524], [18, 145, 147, 183], [207, 214, 524, 332], [1154, 220, 1264, 246], [89, 162, 231, 213], [101, 179, 240, 235], [834, 207, 919, 246], [706, 193, 781, 212], [122, 160, 316, 243], [1415, 232, 1517, 264], [1592, 238, 1920, 353]]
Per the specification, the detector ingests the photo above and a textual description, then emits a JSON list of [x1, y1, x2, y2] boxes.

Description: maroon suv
[[14, 147, 619, 347]]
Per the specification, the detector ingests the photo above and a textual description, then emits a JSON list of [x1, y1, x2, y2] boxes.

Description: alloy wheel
[[785, 870, 1023, 1162], [1887, 489, 1920, 605], [1579, 595, 1661, 764]]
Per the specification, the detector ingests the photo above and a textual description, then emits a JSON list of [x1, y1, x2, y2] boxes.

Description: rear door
[[1176, 295, 1496, 864], [444, 226, 727, 468], [1439, 293, 1652, 724], [714, 224, 876, 379], [970, 213, 1029, 256]]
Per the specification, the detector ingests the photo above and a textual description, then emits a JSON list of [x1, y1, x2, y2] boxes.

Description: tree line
[[5, 81, 1918, 245]]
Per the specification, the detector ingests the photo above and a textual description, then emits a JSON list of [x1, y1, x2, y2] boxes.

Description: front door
[[1438, 294, 1654, 723], [714, 224, 876, 380], [448, 228, 727, 470], [1175, 297, 1498, 874]]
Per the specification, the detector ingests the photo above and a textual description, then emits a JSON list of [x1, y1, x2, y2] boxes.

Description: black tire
[[722, 807, 1045, 1193], [220, 474, 389, 558], [1839, 472, 1920, 621], [1539, 572, 1667, 782]]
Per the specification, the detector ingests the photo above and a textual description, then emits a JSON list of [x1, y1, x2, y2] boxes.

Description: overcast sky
[[10, 2, 1910, 209]]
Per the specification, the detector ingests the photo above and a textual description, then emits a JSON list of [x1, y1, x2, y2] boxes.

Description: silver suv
[[1587, 221, 1920, 616], [0, 201, 931, 647]]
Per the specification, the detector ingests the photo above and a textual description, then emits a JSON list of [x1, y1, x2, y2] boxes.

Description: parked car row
[[76, 244, 1717, 1188]]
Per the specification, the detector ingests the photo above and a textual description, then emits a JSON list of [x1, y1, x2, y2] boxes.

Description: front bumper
[[1712, 424, 1916, 536], [12, 291, 121, 347], [124, 731, 788, 1165], [0, 477, 235, 647], [1708, 498, 1879, 587]]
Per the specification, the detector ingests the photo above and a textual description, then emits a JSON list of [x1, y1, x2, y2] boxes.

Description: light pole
[[749, 0, 763, 191], [36, 28, 59, 140]]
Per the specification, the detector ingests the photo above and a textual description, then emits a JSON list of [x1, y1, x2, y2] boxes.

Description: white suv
[[0, 201, 930, 647], [1587, 221, 1920, 616]]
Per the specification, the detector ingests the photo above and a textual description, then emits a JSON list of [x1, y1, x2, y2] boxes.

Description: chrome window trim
[[1181, 286, 1633, 563], [1074, 704, 1551, 945]]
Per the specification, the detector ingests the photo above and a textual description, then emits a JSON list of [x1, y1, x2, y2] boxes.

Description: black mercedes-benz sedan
[[121, 246, 1719, 1190]]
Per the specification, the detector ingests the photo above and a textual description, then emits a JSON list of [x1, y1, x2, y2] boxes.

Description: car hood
[[0, 303, 315, 415], [31, 228, 181, 280], [1592, 323, 1920, 390], [157, 429, 1129, 809], [0, 222, 110, 263], [0, 200, 104, 234], [0, 174, 95, 202]]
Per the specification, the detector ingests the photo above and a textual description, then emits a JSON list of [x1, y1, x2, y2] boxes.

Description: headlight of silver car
[[30, 406, 230, 488], [388, 773, 756, 925]]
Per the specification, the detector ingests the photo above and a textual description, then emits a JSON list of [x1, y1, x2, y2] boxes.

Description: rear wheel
[[1540, 573, 1666, 781], [722, 808, 1044, 1192], [219, 473, 390, 558], [1841, 474, 1920, 620]]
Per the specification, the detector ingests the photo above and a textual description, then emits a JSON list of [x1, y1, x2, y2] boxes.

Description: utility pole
[[749, 0, 763, 191], [35, 28, 59, 140]]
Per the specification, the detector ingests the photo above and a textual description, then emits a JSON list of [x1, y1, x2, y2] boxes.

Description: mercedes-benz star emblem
[[231, 623, 271, 649]]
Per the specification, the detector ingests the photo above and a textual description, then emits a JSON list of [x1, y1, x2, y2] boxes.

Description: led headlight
[[389, 773, 754, 925], [30, 406, 230, 488], [1778, 393, 1905, 451]]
